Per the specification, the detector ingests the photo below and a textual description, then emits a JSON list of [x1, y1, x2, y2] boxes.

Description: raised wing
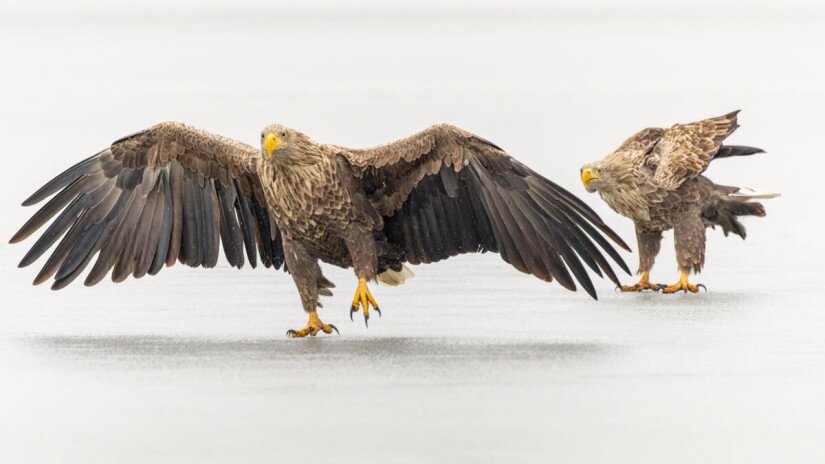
[[649, 111, 741, 190], [617, 127, 666, 155], [340, 124, 631, 299], [610, 127, 665, 164], [10, 122, 284, 290]]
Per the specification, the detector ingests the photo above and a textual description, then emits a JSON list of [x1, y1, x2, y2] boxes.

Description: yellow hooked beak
[[581, 168, 597, 186], [264, 133, 283, 158]]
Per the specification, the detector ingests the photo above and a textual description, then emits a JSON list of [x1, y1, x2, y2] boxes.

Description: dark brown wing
[[340, 124, 631, 299], [10, 122, 284, 290]]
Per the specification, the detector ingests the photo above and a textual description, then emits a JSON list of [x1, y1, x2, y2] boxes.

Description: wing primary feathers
[[505, 194, 557, 281], [215, 181, 237, 267], [126, 186, 161, 279], [199, 176, 220, 268], [471, 168, 529, 276], [84, 189, 139, 286], [430, 189, 460, 257], [134, 184, 166, 278], [18, 195, 85, 268], [250, 195, 274, 268], [234, 178, 258, 268], [111, 185, 152, 282], [53, 173, 133, 288], [528, 180, 631, 274], [50, 221, 106, 290], [418, 200, 441, 261], [21, 153, 101, 207], [462, 171, 497, 253], [270, 225, 285, 269], [530, 192, 626, 286], [149, 171, 174, 275], [216, 180, 245, 268], [521, 196, 597, 298], [529, 185, 631, 277], [407, 194, 429, 263], [84, 191, 138, 287], [53, 185, 121, 282], [450, 180, 480, 253], [166, 161, 185, 267], [527, 175, 631, 252], [180, 169, 200, 266], [11, 178, 83, 244], [34, 206, 95, 286], [194, 173, 209, 266]]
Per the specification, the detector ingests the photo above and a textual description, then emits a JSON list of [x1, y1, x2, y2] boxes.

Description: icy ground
[[1, 1, 824, 462]]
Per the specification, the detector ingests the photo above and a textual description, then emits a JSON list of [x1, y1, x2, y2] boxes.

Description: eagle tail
[[377, 265, 415, 286], [702, 186, 779, 239], [726, 188, 781, 200]]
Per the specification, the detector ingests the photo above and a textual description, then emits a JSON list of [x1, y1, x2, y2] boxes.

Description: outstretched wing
[[649, 110, 741, 190], [10, 122, 284, 290], [340, 124, 631, 299]]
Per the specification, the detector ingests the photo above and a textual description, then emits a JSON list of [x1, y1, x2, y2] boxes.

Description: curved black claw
[[364, 314, 369, 328], [374, 307, 381, 318], [697, 283, 708, 292], [655, 284, 666, 292], [286, 329, 297, 338], [349, 305, 356, 321], [329, 324, 340, 335]]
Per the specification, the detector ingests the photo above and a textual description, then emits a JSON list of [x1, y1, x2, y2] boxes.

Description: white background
[[1, 1, 823, 463]]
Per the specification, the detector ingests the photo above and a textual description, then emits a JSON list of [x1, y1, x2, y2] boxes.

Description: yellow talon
[[350, 278, 380, 327], [662, 271, 705, 294], [286, 311, 338, 338], [620, 271, 664, 292]]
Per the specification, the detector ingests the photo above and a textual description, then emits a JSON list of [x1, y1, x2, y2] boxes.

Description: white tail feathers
[[377, 265, 415, 286], [730, 188, 781, 200]]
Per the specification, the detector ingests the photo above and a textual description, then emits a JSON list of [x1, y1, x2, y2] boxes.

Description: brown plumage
[[11, 121, 631, 335], [581, 111, 778, 293]]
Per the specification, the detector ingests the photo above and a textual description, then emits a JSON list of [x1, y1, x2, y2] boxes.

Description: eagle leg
[[661, 271, 706, 294], [350, 278, 380, 327], [620, 272, 665, 292], [287, 311, 339, 338]]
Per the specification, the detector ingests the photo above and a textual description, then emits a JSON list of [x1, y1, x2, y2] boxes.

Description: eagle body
[[261, 151, 355, 250], [260, 154, 348, 242], [582, 111, 776, 291], [12, 121, 632, 335], [600, 173, 732, 273]]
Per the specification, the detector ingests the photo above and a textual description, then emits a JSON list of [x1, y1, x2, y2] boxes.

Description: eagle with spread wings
[[11, 122, 630, 336], [581, 111, 778, 294]]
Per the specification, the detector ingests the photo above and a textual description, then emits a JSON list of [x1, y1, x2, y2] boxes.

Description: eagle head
[[261, 125, 319, 165], [580, 162, 608, 193], [581, 154, 633, 194]]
